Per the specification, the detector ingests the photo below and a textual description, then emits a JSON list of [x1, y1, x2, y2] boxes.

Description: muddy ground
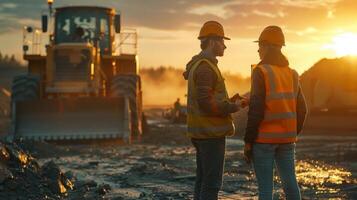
[[1, 108, 351, 200], [0, 67, 356, 199]]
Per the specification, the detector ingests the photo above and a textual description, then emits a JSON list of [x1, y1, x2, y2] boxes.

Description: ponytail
[[261, 44, 289, 66]]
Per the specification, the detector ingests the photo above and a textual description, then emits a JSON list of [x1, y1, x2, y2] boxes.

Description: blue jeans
[[252, 143, 301, 200], [191, 138, 226, 200]]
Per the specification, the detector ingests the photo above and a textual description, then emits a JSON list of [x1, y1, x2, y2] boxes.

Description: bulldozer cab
[[54, 7, 118, 55]]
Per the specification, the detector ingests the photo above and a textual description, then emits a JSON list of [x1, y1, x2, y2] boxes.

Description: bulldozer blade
[[10, 97, 131, 142]]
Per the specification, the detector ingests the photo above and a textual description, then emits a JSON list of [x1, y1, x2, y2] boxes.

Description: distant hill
[[298, 56, 357, 134], [300, 56, 357, 111], [301, 56, 357, 91]]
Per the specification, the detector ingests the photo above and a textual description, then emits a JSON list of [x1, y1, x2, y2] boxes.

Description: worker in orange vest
[[244, 26, 308, 199]]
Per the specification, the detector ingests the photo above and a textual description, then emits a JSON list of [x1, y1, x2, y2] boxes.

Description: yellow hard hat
[[255, 25, 285, 46], [198, 21, 230, 40]]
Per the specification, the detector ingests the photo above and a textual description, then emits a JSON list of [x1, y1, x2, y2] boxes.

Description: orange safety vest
[[255, 64, 299, 143]]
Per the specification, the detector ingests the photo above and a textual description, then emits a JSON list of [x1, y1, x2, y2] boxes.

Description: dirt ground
[[0, 68, 356, 199], [2, 108, 351, 200]]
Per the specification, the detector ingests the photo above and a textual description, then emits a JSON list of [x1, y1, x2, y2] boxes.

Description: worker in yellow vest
[[244, 26, 308, 199], [183, 21, 244, 200]]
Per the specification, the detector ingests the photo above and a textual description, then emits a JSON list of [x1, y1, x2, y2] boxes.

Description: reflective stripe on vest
[[256, 64, 299, 143], [186, 58, 235, 138]]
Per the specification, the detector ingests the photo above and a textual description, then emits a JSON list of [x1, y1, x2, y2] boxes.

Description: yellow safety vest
[[186, 59, 235, 138], [256, 64, 299, 143]]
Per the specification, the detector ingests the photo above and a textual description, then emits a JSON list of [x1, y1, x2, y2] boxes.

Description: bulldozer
[[10, 3, 143, 142]]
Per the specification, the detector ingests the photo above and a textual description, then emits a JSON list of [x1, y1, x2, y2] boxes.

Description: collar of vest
[[199, 50, 218, 65], [258, 61, 288, 68]]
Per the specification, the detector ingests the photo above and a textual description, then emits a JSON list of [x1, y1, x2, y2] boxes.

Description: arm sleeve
[[194, 63, 238, 117], [296, 83, 308, 134], [244, 68, 266, 143]]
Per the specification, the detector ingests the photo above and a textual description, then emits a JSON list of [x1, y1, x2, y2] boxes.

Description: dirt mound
[[0, 140, 111, 200], [301, 56, 357, 91]]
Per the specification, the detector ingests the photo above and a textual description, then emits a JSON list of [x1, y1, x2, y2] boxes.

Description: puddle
[[296, 160, 355, 196]]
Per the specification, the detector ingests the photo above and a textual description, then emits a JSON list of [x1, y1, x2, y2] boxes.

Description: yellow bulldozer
[[10, 3, 143, 142]]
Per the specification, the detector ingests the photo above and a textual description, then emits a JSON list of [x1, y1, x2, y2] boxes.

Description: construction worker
[[183, 21, 243, 200], [244, 25, 307, 200], [173, 98, 182, 120]]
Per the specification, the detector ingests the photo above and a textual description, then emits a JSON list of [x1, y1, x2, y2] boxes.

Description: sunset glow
[[2, 0, 357, 76], [325, 33, 357, 57]]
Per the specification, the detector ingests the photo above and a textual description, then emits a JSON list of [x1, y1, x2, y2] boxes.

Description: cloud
[[1, 3, 17, 9], [188, 1, 238, 19], [0, 0, 356, 43], [280, 0, 339, 8], [0, 0, 231, 34], [0, 0, 47, 33], [219, 0, 356, 44], [296, 27, 318, 36], [252, 10, 283, 18], [0, 14, 23, 33]]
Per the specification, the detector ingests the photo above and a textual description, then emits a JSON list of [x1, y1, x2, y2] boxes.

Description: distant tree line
[[0, 51, 23, 68]]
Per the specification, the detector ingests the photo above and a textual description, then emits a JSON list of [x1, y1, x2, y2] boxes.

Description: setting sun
[[325, 33, 357, 57]]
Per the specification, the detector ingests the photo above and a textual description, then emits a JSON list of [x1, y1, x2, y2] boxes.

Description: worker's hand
[[243, 143, 253, 164], [234, 96, 249, 110], [230, 93, 242, 102], [241, 92, 251, 108], [240, 97, 250, 108]]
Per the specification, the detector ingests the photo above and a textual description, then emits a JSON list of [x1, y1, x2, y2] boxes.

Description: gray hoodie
[[183, 50, 238, 117]]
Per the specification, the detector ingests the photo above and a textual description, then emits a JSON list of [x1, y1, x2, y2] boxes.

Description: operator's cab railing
[[23, 26, 138, 56], [115, 28, 138, 56], [23, 26, 46, 56]]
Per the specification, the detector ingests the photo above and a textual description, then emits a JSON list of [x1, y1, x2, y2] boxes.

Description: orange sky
[[1, 0, 357, 76]]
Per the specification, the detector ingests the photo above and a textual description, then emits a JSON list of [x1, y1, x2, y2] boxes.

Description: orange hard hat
[[198, 21, 230, 40], [255, 25, 285, 46]]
